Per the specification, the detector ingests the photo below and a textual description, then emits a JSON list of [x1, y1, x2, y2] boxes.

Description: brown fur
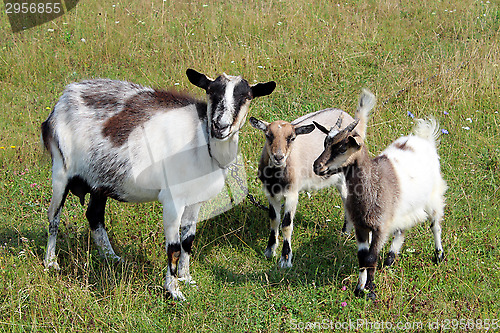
[[266, 121, 296, 164], [102, 90, 202, 146], [344, 147, 400, 241], [82, 92, 120, 111]]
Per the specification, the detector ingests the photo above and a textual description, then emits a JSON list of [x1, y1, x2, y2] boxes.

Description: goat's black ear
[[295, 124, 315, 136], [186, 69, 212, 90], [249, 117, 268, 131], [313, 121, 330, 135], [251, 81, 276, 98]]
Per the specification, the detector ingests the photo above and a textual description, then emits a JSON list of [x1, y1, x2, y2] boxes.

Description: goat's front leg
[[354, 228, 384, 300], [177, 203, 201, 287], [161, 199, 186, 301], [264, 195, 281, 259], [335, 176, 353, 234], [279, 192, 298, 268]]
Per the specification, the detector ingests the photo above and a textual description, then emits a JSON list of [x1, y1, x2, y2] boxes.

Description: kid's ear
[[313, 121, 330, 135], [295, 124, 315, 136], [348, 134, 363, 148]]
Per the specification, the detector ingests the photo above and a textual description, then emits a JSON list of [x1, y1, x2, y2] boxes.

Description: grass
[[0, 0, 499, 331]]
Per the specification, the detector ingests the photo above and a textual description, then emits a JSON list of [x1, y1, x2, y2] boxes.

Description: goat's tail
[[41, 109, 65, 166], [413, 117, 441, 146], [354, 89, 377, 139]]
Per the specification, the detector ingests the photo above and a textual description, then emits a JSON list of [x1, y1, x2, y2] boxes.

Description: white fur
[[381, 128, 447, 235]]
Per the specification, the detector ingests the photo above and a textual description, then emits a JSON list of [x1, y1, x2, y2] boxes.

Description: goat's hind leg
[[87, 193, 121, 262], [430, 208, 445, 263], [264, 195, 281, 259], [44, 163, 69, 270], [178, 203, 201, 287], [429, 180, 446, 263]]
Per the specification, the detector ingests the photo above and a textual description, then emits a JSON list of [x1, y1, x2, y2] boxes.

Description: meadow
[[0, 0, 499, 331]]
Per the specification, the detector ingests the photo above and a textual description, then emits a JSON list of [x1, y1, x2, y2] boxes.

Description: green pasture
[[0, 0, 499, 331]]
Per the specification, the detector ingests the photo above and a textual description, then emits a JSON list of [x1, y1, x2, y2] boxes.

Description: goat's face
[[249, 117, 315, 168], [187, 69, 276, 141], [313, 119, 363, 176]]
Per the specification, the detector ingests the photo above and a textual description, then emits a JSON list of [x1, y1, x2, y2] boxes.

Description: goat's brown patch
[[394, 140, 414, 152], [82, 92, 120, 110], [102, 89, 202, 146]]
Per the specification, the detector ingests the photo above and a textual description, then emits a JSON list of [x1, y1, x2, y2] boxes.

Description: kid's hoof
[[354, 287, 377, 300], [168, 290, 186, 302], [103, 254, 123, 263], [341, 218, 353, 234], [178, 276, 197, 287], [44, 258, 60, 271], [383, 251, 396, 267], [434, 249, 444, 263]]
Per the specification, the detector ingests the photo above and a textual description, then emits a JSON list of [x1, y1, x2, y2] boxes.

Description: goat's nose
[[214, 123, 229, 131], [313, 162, 325, 175], [211, 123, 230, 139]]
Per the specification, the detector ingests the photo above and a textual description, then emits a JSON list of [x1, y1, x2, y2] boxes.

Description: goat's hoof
[[354, 287, 377, 300], [341, 218, 354, 235], [341, 227, 353, 235], [103, 254, 123, 264], [168, 289, 186, 301], [164, 276, 186, 301], [383, 252, 396, 268], [278, 255, 293, 268], [43, 258, 60, 271], [178, 276, 197, 288], [434, 249, 444, 263], [264, 247, 277, 259]]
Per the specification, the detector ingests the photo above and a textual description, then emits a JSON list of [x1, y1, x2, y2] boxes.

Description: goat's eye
[[337, 145, 347, 154], [287, 136, 295, 144]]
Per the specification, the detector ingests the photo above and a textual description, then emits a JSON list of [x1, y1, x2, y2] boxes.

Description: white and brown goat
[[313, 89, 447, 299], [249, 96, 375, 268], [41, 69, 276, 300]]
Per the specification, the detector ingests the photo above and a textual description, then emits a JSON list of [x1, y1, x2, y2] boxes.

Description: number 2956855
[[5, 2, 62, 15]]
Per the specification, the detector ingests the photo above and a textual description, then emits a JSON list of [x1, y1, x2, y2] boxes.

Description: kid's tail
[[413, 117, 441, 146], [354, 89, 376, 139]]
